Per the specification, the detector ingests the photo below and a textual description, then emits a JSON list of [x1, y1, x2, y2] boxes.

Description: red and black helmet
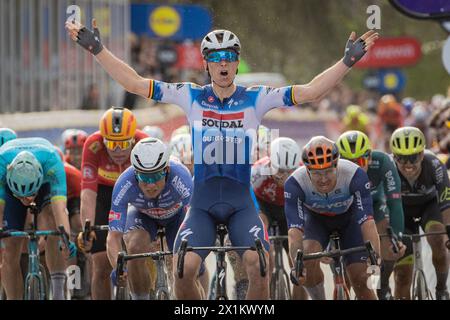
[[62, 129, 88, 150]]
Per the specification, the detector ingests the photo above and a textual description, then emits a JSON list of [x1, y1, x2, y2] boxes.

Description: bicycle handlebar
[[294, 241, 378, 278], [0, 225, 70, 250], [176, 238, 267, 279], [57, 225, 70, 251]]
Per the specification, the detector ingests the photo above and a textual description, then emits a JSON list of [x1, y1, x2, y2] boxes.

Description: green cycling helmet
[[337, 130, 372, 159], [390, 126, 425, 156]]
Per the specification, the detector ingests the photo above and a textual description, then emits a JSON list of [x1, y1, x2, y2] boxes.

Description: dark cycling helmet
[[302, 136, 339, 170]]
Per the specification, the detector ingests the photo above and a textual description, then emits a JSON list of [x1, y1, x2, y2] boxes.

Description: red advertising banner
[[355, 37, 422, 68], [175, 42, 204, 70]]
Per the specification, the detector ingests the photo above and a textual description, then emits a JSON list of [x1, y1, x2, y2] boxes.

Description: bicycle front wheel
[[155, 289, 170, 300], [271, 270, 291, 300], [25, 275, 42, 300]]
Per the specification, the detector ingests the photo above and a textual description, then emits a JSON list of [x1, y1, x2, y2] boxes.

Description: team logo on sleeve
[[202, 110, 244, 128], [108, 210, 121, 222], [88, 141, 101, 154], [82, 165, 95, 179]]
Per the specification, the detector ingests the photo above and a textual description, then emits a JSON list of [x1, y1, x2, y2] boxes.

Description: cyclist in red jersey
[[77, 107, 147, 299]]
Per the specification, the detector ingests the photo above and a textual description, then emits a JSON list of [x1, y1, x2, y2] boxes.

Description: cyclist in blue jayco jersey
[[0, 137, 75, 300], [67, 18, 378, 299], [285, 136, 380, 300], [106, 138, 207, 299]]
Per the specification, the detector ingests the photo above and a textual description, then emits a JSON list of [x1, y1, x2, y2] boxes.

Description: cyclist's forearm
[[361, 219, 381, 256], [80, 189, 97, 226], [386, 198, 405, 236], [51, 199, 71, 235], [95, 48, 146, 96], [288, 228, 303, 264], [294, 60, 349, 104], [106, 231, 123, 268]]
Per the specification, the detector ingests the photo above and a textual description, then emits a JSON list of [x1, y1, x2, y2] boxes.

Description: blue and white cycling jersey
[[148, 81, 297, 186], [284, 159, 373, 230], [109, 160, 193, 232], [0, 138, 67, 202]]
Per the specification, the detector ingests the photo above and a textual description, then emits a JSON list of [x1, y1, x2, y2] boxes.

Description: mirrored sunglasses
[[205, 50, 239, 63]]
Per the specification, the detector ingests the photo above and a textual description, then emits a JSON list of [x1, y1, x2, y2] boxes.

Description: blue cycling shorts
[[3, 183, 52, 231], [303, 210, 368, 266], [173, 177, 270, 261]]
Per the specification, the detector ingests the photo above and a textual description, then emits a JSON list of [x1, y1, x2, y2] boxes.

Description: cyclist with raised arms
[[251, 137, 308, 299], [285, 136, 380, 300], [66, 18, 378, 299], [76, 107, 147, 299], [0, 138, 76, 300], [107, 137, 208, 299], [389, 127, 450, 300], [337, 130, 406, 300]]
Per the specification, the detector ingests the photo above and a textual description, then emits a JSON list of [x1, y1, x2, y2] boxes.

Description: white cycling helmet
[[6, 151, 44, 197], [130, 137, 171, 173], [142, 125, 164, 141], [170, 133, 193, 164], [270, 137, 300, 171], [201, 29, 241, 56]]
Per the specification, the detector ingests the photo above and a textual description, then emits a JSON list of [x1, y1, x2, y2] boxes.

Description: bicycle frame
[[329, 233, 351, 300], [1, 229, 65, 300], [295, 236, 377, 300], [114, 227, 173, 300], [0, 204, 70, 300], [269, 223, 291, 300], [177, 224, 267, 300]]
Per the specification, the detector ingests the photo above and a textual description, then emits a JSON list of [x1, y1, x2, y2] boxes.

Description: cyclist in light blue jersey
[[0, 138, 76, 300], [67, 19, 378, 299]]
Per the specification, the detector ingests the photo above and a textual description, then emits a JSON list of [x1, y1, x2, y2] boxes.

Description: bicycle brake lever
[[83, 220, 91, 243], [387, 226, 399, 254], [177, 239, 188, 279]]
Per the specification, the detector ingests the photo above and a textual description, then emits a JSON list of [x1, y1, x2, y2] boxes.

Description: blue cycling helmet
[[0, 128, 17, 147], [6, 151, 44, 197]]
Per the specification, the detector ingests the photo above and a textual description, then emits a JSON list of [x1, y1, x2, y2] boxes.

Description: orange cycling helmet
[[302, 136, 340, 170], [100, 107, 137, 141]]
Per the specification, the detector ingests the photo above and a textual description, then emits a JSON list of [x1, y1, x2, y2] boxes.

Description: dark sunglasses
[[394, 153, 421, 164]]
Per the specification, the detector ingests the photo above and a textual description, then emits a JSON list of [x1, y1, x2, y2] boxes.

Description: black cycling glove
[[343, 37, 366, 68], [76, 25, 103, 55]]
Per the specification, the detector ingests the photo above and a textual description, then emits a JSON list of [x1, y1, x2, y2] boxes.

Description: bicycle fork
[[215, 249, 228, 300], [25, 237, 46, 300]]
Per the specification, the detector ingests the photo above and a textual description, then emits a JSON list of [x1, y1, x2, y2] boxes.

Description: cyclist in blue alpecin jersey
[[0, 137, 76, 300], [106, 138, 207, 299], [285, 136, 380, 300], [67, 18, 378, 299]]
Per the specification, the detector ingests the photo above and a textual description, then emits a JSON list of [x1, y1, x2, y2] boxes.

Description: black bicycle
[[294, 231, 377, 300], [114, 226, 173, 300], [177, 223, 267, 300], [268, 222, 290, 300]]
